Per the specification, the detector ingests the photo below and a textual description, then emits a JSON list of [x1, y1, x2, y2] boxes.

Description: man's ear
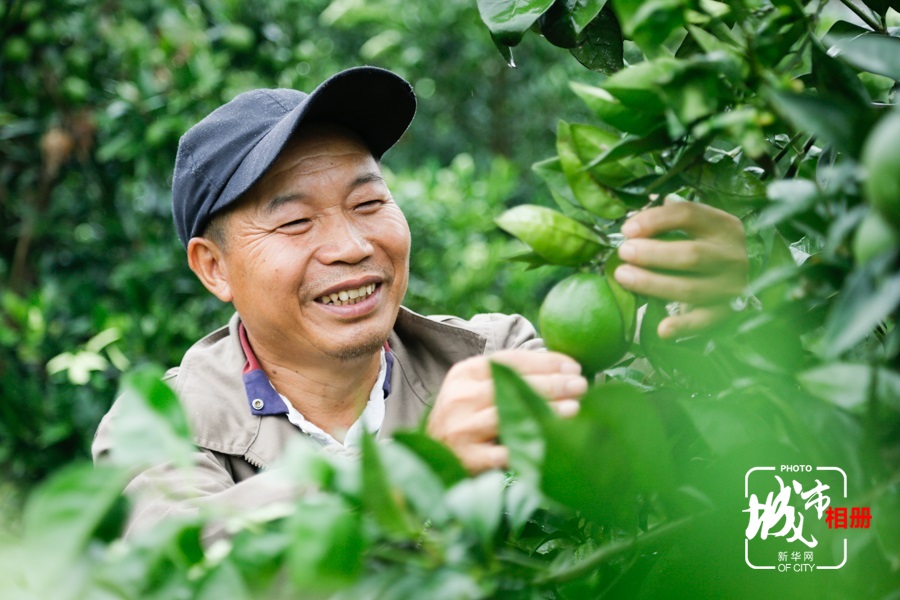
[[187, 237, 233, 303]]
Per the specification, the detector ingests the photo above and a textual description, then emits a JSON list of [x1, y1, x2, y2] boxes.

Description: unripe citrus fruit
[[539, 271, 636, 375], [862, 110, 900, 230], [853, 209, 898, 264]]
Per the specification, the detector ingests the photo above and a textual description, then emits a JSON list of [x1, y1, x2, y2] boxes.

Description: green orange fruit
[[539, 271, 636, 375]]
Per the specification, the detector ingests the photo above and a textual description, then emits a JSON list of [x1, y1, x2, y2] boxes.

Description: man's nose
[[316, 215, 375, 265]]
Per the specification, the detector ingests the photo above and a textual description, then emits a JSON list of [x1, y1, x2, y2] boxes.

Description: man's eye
[[357, 200, 383, 211], [280, 218, 310, 229]]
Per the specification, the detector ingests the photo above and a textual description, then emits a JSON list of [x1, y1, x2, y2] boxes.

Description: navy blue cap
[[171, 66, 416, 248]]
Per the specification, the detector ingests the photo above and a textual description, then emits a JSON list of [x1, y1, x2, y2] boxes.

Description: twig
[[836, 0, 885, 33], [772, 132, 805, 166], [536, 515, 694, 584], [784, 135, 816, 180], [644, 142, 706, 197]]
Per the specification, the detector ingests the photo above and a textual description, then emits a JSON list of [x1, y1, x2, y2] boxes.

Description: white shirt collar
[[278, 347, 387, 449]]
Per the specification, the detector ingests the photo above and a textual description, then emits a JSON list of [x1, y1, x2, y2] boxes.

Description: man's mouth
[[316, 283, 378, 306]]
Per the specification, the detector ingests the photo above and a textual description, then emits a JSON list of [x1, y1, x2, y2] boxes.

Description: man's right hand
[[425, 349, 586, 473]]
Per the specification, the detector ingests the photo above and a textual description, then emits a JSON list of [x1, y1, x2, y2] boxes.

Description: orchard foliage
[[1, 0, 899, 598]]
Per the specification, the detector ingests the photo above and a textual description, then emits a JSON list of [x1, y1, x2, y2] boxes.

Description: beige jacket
[[92, 307, 541, 539]]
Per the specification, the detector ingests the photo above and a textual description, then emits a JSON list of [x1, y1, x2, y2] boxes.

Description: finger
[[614, 264, 745, 305], [622, 198, 744, 243], [429, 404, 499, 446], [551, 399, 581, 418], [458, 406, 500, 444], [618, 239, 739, 274], [452, 350, 582, 381], [460, 443, 509, 474], [521, 373, 588, 400], [658, 305, 732, 339], [433, 379, 495, 413]]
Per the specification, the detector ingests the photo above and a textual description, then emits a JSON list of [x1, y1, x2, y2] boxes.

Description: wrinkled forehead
[[268, 122, 378, 173]]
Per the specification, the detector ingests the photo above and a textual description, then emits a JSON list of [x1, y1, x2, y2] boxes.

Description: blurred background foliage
[[0, 0, 587, 498]]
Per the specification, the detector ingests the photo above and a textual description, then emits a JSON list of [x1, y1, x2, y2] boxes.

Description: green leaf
[[557, 120, 627, 219], [23, 463, 129, 561], [582, 126, 670, 168], [229, 526, 293, 592], [681, 158, 767, 217], [490, 32, 517, 67], [361, 433, 412, 538], [611, 0, 686, 53], [661, 63, 726, 129], [818, 254, 900, 359], [533, 156, 591, 217], [686, 24, 739, 54], [46, 350, 109, 385], [754, 179, 822, 230], [540, 383, 675, 528], [873, 489, 900, 569], [443, 470, 507, 549], [84, 327, 123, 353], [504, 478, 544, 532], [491, 362, 554, 483], [285, 495, 364, 593], [767, 89, 874, 157], [568, 5, 624, 74], [196, 559, 250, 600], [476, 0, 556, 46], [829, 33, 900, 81], [601, 58, 676, 113], [496, 204, 606, 266], [570, 81, 660, 136], [809, 40, 871, 107], [673, 392, 779, 456], [565, 0, 607, 36], [638, 299, 733, 389], [505, 249, 555, 269], [604, 255, 636, 342], [752, 232, 798, 309], [569, 123, 642, 187], [540, 0, 607, 48], [109, 365, 196, 469], [379, 442, 449, 522], [798, 363, 900, 412], [392, 432, 469, 487]]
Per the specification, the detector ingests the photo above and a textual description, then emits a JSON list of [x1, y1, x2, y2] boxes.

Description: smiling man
[[93, 66, 748, 540]]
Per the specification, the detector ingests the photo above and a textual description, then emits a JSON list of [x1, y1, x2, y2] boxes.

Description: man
[[93, 66, 748, 539]]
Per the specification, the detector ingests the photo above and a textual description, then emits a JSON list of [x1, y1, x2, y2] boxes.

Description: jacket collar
[[172, 308, 487, 468]]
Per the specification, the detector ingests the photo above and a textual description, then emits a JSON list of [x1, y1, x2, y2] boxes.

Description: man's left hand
[[613, 197, 749, 339]]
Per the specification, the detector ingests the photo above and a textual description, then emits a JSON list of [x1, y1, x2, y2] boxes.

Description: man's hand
[[426, 350, 586, 474], [613, 197, 749, 339]]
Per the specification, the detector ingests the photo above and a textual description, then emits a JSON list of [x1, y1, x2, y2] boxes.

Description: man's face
[[213, 124, 410, 363]]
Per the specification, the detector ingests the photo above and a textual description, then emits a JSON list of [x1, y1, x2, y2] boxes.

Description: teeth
[[318, 284, 378, 306]]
